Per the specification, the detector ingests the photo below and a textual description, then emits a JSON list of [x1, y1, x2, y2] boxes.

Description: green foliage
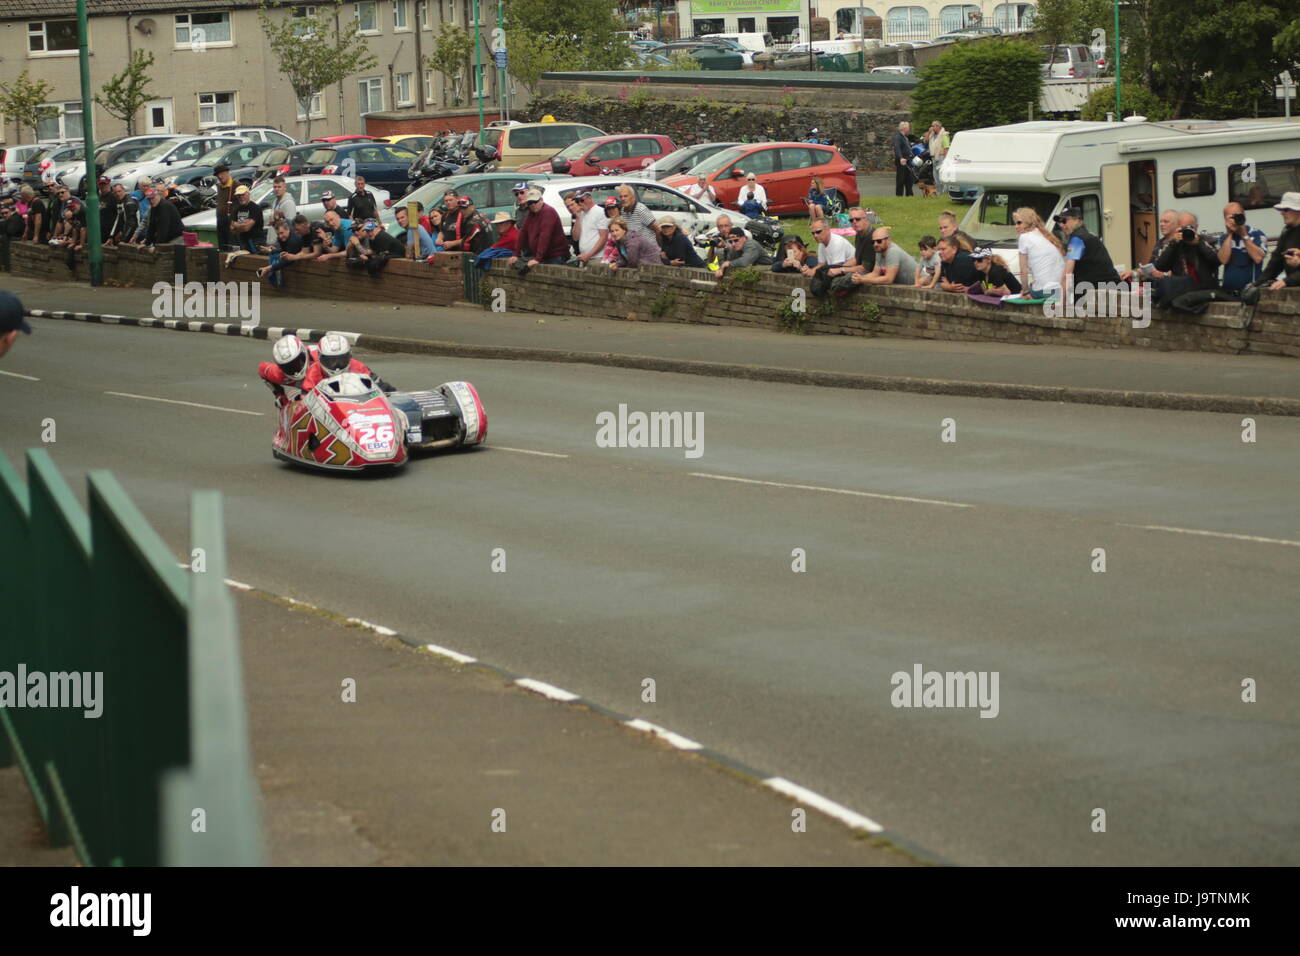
[[504, 0, 630, 87], [1079, 84, 1172, 122], [428, 23, 476, 106], [0, 71, 58, 140], [258, 3, 378, 139], [650, 291, 676, 317], [728, 267, 762, 286], [95, 50, 156, 136], [777, 297, 809, 334], [860, 301, 881, 322], [911, 41, 1043, 131], [1034, 0, 1111, 51], [626, 85, 656, 110]]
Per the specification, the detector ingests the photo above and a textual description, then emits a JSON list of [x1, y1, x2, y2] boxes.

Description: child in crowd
[[915, 235, 941, 289]]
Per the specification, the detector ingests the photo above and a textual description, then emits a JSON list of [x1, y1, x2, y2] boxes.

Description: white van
[[701, 32, 772, 54], [940, 118, 1300, 271], [784, 39, 864, 56]]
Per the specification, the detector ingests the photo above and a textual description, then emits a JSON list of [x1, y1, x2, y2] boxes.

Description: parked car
[[654, 41, 745, 69], [181, 175, 390, 240], [870, 65, 917, 75], [1040, 44, 1100, 79], [627, 51, 673, 68], [699, 32, 772, 54], [203, 125, 297, 146], [22, 143, 82, 190], [309, 134, 383, 143], [297, 141, 422, 195], [933, 32, 984, 43], [630, 142, 742, 181], [769, 49, 834, 70], [66, 135, 177, 192], [518, 134, 677, 176], [0, 144, 48, 185], [664, 142, 859, 215], [683, 36, 756, 65], [377, 171, 561, 237], [102, 135, 245, 187], [160, 140, 280, 188], [478, 121, 605, 169], [630, 39, 664, 53], [384, 134, 436, 154], [532, 175, 749, 238], [251, 143, 325, 183]]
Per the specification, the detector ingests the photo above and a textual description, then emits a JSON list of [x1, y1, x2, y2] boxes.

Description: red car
[[310, 134, 383, 143], [664, 142, 859, 215], [518, 134, 676, 176]]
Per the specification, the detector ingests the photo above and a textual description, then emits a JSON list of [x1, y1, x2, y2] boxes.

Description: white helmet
[[318, 332, 352, 376], [271, 334, 309, 380]]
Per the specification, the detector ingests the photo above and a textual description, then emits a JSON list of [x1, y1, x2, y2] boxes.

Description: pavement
[[5, 274, 1299, 416], [2, 320, 1297, 866]]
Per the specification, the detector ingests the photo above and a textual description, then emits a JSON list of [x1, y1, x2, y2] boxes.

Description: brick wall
[[482, 263, 1300, 358], [217, 252, 464, 307], [363, 110, 504, 137]]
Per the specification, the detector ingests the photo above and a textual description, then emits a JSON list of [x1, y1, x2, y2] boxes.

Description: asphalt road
[[3, 319, 1298, 865]]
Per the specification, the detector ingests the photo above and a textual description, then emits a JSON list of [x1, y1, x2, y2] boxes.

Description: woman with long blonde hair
[[1012, 207, 1065, 298]]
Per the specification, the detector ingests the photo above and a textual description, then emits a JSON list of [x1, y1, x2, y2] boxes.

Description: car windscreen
[[552, 138, 601, 162], [689, 146, 747, 177], [961, 190, 1059, 242], [135, 141, 181, 162], [306, 148, 337, 165]]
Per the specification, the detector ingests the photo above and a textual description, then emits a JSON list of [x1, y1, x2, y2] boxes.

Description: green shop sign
[[690, 0, 803, 14]]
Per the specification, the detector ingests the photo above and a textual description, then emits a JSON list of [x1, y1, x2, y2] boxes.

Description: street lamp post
[[77, 0, 101, 286], [1114, 0, 1122, 116]]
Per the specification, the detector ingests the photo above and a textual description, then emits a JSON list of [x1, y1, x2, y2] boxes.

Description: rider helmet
[[318, 332, 353, 376], [272, 334, 309, 380]]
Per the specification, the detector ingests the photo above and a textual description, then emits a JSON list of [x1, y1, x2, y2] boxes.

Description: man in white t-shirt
[[683, 175, 717, 205], [802, 218, 855, 295], [574, 191, 609, 264]]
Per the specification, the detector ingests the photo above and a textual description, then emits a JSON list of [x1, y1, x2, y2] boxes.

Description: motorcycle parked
[[692, 215, 786, 258], [167, 182, 216, 217]]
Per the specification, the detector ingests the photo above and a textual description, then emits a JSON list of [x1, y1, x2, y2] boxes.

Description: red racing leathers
[[299, 356, 375, 393], [258, 346, 320, 405]]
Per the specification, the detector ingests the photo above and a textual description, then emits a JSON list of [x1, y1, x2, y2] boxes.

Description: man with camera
[[1263, 192, 1300, 292], [1056, 208, 1119, 298], [1152, 211, 1220, 305], [1216, 202, 1267, 293]]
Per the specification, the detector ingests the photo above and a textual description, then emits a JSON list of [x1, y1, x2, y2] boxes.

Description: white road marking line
[[690, 472, 974, 508], [104, 391, 263, 416], [0, 369, 40, 381], [493, 446, 570, 458], [223, 578, 253, 591], [345, 616, 398, 636], [515, 678, 580, 702], [1121, 523, 1300, 548], [763, 777, 884, 834], [424, 642, 478, 665], [625, 719, 703, 751]]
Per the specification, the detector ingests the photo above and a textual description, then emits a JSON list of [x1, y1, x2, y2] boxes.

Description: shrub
[[911, 41, 1043, 132], [1079, 84, 1173, 122]]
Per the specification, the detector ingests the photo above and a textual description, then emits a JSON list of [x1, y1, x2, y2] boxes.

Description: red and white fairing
[[272, 372, 408, 471]]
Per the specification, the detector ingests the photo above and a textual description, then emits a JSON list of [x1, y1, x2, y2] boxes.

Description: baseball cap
[[525, 187, 544, 203], [457, 196, 472, 207], [0, 291, 32, 335], [1274, 191, 1300, 212], [1057, 207, 1083, 221], [602, 197, 619, 208], [658, 215, 677, 228], [234, 185, 250, 195], [512, 182, 529, 192], [575, 190, 592, 200], [97, 175, 110, 185], [362, 218, 379, 231]]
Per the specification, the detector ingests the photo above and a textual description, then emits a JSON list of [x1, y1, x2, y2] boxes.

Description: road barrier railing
[[0, 449, 263, 865]]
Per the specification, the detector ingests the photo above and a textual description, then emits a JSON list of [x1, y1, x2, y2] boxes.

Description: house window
[[297, 92, 325, 120], [198, 91, 237, 126], [292, 6, 318, 37], [393, 0, 409, 30], [175, 12, 233, 48], [356, 1, 380, 33], [424, 69, 434, 103], [418, 0, 430, 29], [36, 102, 83, 141], [28, 20, 79, 55], [359, 77, 384, 114], [395, 73, 414, 106]]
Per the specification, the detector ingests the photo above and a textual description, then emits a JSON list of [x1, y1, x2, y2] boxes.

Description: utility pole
[[77, 0, 101, 286], [808, 0, 814, 72], [1114, 0, 1122, 116], [473, 0, 484, 134]]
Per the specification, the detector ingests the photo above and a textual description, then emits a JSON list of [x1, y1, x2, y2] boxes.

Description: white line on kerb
[[104, 391, 263, 416], [690, 472, 973, 508], [1121, 523, 1300, 548], [763, 777, 884, 834], [346, 616, 397, 636], [0, 369, 40, 381], [515, 678, 580, 702], [625, 718, 703, 751], [493, 446, 570, 458], [424, 642, 478, 665]]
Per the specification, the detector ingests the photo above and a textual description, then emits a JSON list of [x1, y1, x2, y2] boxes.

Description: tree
[[911, 41, 1043, 133], [1034, 0, 1111, 70], [95, 50, 156, 136], [428, 23, 476, 106], [1080, 83, 1172, 122], [0, 71, 58, 141], [258, 3, 378, 140], [503, 0, 630, 89]]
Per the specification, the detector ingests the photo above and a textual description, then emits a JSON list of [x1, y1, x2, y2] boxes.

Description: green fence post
[[88, 470, 189, 866], [161, 491, 265, 866], [0, 453, 32, 772]]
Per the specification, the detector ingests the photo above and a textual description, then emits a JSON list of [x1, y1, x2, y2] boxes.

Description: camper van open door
[[1100, 162, 1133, 273]]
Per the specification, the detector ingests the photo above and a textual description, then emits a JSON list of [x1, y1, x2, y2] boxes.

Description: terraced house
[[0, 0, 507, 144]]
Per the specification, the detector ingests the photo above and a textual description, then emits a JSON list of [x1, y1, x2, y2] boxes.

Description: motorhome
[[940, 118, 1300, 271]]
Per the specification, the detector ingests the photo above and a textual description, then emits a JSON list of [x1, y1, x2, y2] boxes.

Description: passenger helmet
[[318, 332, 352, 376], [272, 334, 309, 379]]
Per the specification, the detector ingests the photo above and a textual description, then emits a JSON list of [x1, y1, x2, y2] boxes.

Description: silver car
[[534, 175, 750, 237], [181, 174, 390, 229], [102, 135, 246, 188]]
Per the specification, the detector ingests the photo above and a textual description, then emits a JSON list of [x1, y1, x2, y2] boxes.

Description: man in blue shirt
[[316, 209, 354, 261], [395, 206, 437, 258], [1216, 202, 1267, 292]]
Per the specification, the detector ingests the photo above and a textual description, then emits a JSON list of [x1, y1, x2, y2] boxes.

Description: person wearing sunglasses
[[508, 188, 571, 271], [802, 218, 854, 295], [852, 227, 918, 286], [716, 226, 773, 275]]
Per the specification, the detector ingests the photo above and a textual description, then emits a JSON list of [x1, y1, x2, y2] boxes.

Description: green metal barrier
[[463, 251, 483, 304], [0, 449, 263, 865]]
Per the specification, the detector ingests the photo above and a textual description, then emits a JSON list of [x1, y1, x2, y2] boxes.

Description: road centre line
[[0, 369, 40, 381], [492, 446, 570, 458], [690, 472, 974, 508], [104, 391, 264, 416], [1121, 523, 1300, 548]]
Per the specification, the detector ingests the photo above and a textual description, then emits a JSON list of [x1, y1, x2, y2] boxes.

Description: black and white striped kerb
[[24, 309, 334, 343]]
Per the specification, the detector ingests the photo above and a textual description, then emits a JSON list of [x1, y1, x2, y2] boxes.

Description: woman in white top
[[1012, 207, 1065, 297]]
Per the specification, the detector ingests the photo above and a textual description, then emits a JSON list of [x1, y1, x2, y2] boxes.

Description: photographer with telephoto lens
[[1217, 202, 1267, 293], [1152, 211, 1220, 306]]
